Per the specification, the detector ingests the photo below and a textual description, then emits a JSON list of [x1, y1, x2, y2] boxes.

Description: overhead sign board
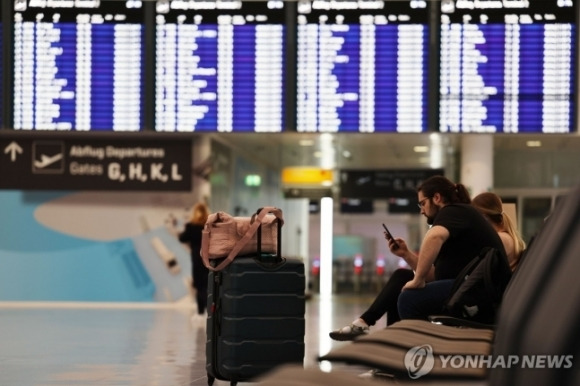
[[340, 168, 444, 199], [0, 134, 192, 191], [282, 167, 333, 185]]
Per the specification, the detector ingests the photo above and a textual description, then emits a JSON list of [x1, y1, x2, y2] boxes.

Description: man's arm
[[403, 225, 449, 289], [389, 238, 419, 270]]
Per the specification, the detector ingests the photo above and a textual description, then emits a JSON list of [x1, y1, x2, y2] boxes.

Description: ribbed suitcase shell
[[206, 256, 305, 385]]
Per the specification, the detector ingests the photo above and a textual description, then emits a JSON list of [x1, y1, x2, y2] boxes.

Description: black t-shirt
[[178, 223, 204, 258], [432, 203, 506, 280]]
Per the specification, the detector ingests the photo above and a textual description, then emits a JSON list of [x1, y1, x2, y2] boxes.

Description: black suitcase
[[206, 209, 305, 386]]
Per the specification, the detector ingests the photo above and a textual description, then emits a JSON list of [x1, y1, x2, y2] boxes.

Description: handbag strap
[[202, 206, 283, 272]]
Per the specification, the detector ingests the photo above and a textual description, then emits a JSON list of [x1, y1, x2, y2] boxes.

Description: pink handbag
[[201, 207, 283, 271]]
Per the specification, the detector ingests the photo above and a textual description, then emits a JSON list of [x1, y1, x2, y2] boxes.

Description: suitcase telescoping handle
[[204, 206, 283, 272], [255, 207, 282, 259], [254, 207, 285, 270]]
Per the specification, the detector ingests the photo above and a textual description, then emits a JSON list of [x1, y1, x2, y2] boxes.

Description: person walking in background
[[472, 192, 526, 271], [179, 202, 210, 316]]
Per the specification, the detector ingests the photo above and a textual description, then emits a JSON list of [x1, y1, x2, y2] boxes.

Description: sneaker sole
[[328, 332, 366, 341]]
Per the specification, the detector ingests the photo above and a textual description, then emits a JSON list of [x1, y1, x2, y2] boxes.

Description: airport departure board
[[3, 1, 578, 133], [154, 0, 286, 132], [13, 0, 145, 131], [296, 0, 429, 133], [439, 0, 577, 133]]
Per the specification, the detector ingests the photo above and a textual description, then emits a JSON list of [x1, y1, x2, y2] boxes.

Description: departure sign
[[13, 0, 145, 131], [0, 133, 192, 191], [439, 0, 577, 133], [340, 168, 443, 199], [296, 0, 429, 133], [155, 0, 286, 132]]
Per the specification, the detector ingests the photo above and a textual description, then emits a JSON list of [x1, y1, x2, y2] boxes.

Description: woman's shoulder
[[498, 231, 516, 258]]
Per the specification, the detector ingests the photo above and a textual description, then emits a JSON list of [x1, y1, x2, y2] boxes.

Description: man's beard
[[425, 206, 439, 225]]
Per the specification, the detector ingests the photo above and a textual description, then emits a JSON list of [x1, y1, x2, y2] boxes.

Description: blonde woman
[[179, 202, 210, 315], [472, 192, 526, 271]]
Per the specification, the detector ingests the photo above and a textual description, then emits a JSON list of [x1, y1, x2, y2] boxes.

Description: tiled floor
[[0, 295, 388, 386]]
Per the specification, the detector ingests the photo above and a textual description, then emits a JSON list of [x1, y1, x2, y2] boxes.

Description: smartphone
[[382, 223, 399, 250]]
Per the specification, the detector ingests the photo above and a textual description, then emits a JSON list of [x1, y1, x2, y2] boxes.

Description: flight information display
[[439, 0, 577, 133], [296, 0, 429, 133], [155, 0, 286, 132], [13, 0, 145, 131]]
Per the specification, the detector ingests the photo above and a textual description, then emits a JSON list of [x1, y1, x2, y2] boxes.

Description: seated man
[[330, 176, 506, 340], [397, 183, 508, 321]]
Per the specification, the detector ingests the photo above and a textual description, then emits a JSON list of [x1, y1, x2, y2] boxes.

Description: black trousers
[[192, 255, 209, 314], [360, 268, 414, 326]]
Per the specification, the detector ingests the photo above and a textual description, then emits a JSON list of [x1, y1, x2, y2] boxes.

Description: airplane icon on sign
[[32, 141, 65, 174], [34, 153, 63, 169]]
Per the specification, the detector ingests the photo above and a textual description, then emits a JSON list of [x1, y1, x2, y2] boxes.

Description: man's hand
[[387, 238, 421, 272], [402, 278, 426, 291], [389, 238, 408, 257]]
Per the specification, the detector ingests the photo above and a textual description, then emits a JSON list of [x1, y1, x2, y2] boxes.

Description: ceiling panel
[[208, 132, 580, 172]]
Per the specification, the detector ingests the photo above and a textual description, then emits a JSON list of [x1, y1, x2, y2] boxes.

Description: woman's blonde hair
[[190, 202, 210, 226], [472, 192, 526, 265]]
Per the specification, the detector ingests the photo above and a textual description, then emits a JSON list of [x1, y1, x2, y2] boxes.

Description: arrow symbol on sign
[[4, 141, 23, 162]]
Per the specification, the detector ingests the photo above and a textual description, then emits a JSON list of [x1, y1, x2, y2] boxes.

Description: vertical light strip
[[318, 295, 333, 371], [318, 196, 334, 370], [319, 197, 333, 298]]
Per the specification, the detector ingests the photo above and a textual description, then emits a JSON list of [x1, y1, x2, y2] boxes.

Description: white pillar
[[319, 197, 333, 298], [460, 135, 493, 196]]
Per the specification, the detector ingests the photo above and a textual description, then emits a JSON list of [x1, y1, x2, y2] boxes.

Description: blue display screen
[[439, 0, 577, 133], [6, 0, 577, 134], [155, 1, 286, 132], [13, 1, 145, 131], [296, 0, 430, 133]]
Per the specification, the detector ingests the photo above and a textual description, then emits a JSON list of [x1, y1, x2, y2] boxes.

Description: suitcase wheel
[[206, 374, 236, 386]]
